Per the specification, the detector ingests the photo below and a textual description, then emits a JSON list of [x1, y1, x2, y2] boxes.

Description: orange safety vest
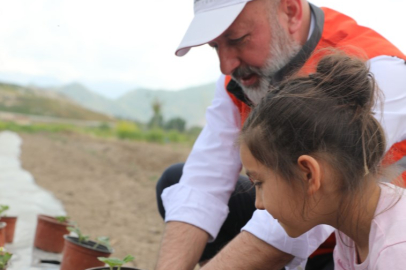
[[225, 5, 406, 258]]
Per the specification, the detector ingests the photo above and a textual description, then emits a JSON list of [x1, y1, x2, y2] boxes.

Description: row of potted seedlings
[[0, 204, 141, 270], [35, 214, 142, 270]]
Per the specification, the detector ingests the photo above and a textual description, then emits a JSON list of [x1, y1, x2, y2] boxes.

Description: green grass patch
[[0, 120, 199, 145]]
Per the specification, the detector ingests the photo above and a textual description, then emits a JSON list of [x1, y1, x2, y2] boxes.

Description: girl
[[239, 53, 406, 269]]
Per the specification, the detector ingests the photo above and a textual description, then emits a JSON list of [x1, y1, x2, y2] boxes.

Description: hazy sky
[[0, 0, 404, 98]]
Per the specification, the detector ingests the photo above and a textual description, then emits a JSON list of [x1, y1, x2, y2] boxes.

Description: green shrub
[[145, 128, 165, 143], [166, 129, 187, 143], [116, 121, 143, 140]]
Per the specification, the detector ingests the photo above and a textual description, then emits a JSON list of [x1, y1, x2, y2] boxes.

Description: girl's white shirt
[[334, 183, 406, 270]]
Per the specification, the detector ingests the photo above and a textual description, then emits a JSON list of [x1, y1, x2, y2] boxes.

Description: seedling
[[98, 255, 135, 270], [67, 223, 112, 252], [94, 236, 112, 252], [0, 206, 9, 217], [67, 224, 89, 243], [55, 216, 70, 223], [0, 247, 12, 270]]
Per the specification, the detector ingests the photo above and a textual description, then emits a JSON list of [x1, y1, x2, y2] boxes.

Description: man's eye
[[228, 35, 247, 45]]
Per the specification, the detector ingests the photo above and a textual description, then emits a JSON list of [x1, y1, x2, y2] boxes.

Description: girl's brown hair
[[240, 52, 386, 221]]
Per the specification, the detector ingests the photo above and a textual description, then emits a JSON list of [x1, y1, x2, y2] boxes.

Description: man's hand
[[155, 221, 209, 270], [202, 231, 294, 270]]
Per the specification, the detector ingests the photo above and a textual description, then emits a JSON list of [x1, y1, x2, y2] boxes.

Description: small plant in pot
[[86, 255, 142, 270], [0, 247, 13, 270], [0, 205, 17, 244], [34, 214, 71, 253], [60, 224, 113, 270]]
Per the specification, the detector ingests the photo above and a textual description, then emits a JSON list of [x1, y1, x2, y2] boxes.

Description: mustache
[[231, 65, 265, 81]]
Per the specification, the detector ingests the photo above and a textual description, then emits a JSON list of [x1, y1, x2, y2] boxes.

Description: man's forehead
[[217, 6, 257, 38]]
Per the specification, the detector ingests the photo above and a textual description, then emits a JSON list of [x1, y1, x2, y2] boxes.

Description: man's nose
[[217, 47, 240, 75]]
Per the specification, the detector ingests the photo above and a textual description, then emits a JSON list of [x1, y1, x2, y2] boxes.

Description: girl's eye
[[253, 181, 262, 188], [249, 177, 262, 187]]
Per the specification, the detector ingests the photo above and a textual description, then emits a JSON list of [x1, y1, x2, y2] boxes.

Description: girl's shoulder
[[373, 182, 406, 239], [377, 182, 406, 213], [368, 183, 406, 267]]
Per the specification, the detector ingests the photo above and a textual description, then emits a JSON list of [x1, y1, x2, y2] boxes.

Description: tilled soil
[[19, 132, 191, 270]]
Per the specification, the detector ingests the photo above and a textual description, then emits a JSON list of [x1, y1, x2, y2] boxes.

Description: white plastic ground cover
[[0, 131, 66, 270]]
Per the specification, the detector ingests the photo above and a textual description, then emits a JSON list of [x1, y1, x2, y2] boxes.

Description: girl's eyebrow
[[245, 170, 257, 178]]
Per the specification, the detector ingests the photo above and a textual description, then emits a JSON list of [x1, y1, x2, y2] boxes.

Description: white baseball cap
[[175, 0, 253, 56]]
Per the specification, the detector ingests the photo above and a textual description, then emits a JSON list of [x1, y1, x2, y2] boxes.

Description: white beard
[[232, 19, 301, 105]]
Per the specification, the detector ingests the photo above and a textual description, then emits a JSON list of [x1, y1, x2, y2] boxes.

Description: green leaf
[[123, 255, 135, 263], [0, 205, 9, 217], [0, 252, 13, 267], [98, 255, 134, 268], [67, 226, 79, 234], [98, 257, 124, 267], [67, 225, 89, 243], [95, 236, 112, 251], [55, 216, 69, 223], [79, 235, 89, 243]]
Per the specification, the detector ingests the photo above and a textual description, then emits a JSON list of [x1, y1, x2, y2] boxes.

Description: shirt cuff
[[242, 210, 335, 269], [162, 183, 229, 242]]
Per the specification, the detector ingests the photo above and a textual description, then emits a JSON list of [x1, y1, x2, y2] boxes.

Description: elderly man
[[155, 0, 406, 269]]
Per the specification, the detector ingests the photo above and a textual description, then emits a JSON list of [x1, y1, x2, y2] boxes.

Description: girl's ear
[[297, 155, 321, 195]]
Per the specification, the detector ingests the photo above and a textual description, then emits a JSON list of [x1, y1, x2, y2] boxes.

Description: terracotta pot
[[60, 236, 112, 270], [86, 267, 143, 270], [0, 216, 17, 243], [34, 215, 70, 253], [0, 222, 6, 247]]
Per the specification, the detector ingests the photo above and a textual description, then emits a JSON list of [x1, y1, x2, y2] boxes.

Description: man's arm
[[155, 223, 293, 270], [155, 221, 209, 270], [369, 56, 406, 147], [161, 75, 242, 241], [155, 75, 243, 270], [202, 231, 294, 270]]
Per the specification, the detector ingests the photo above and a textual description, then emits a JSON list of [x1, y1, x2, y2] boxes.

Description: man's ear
[[279, 0, 303, 34], [297, 155, 321, 196]]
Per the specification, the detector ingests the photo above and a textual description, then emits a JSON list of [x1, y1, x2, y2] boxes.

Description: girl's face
[[240, 143, 315, 238]]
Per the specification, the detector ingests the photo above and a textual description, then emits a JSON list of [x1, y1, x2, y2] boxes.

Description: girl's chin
[[278, 221, 304, 238]]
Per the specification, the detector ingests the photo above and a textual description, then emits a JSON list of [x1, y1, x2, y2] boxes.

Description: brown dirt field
[[19, 132, 191, 270]]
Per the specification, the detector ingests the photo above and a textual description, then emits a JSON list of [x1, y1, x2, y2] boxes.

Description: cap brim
[[175, 2, 248, 56]]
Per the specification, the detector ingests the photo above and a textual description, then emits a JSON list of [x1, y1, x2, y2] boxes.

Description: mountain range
[[52, 82, 216, 127], [0, 82, 112, 121], [0, 80, 217, 127]]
